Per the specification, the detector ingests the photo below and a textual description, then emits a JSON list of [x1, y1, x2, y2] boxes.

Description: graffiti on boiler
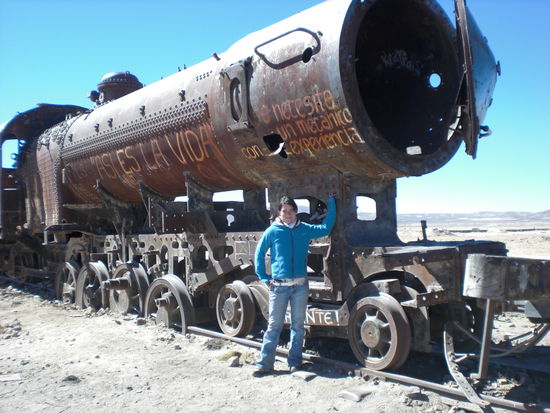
[[68, 120, 246, 193], [243, 89, 365, 160]]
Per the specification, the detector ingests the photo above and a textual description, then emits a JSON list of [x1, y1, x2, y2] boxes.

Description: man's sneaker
[[252, 368, 272, 377]]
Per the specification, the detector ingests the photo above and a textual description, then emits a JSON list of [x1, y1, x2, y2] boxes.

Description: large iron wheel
[[55, 260, 80, 304], [108, 262, 150, 315], [144, 274, 195, 333], [216, 280, 256, 337], [75, 261, 110, 310], [348, 293, 411, 370]]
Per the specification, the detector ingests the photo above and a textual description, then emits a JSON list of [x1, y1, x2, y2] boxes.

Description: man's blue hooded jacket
[[254, 197, 336, 284]]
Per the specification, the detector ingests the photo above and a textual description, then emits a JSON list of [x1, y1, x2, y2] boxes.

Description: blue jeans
[[257, 280, 309, 370]]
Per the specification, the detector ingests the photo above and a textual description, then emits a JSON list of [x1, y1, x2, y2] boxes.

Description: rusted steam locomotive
[[1, 0, 549, 377]]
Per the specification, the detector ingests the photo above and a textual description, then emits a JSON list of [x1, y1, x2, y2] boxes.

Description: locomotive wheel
[[216, 280, 256, 337], [397, 286, 431, 353], [109, 262, 150, 315], [55, 260, 80, 304], [348, 293, 411, 370], [75, 261, 110, 310], [144, 274, 195, 333]]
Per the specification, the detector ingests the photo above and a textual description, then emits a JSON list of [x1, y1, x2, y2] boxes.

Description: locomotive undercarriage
[[34, 172, 547, 375]]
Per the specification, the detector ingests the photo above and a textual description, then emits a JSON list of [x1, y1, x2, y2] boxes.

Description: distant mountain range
[[358, 210, 550, 228]]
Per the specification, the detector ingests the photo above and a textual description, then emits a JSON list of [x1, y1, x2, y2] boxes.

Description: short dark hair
[[278, 196, 297, 212]]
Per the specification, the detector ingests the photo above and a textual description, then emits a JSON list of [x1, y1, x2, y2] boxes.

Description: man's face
[[279, 204, 297, 225]]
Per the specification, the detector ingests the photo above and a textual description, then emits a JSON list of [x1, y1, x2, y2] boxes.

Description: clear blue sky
[[1, 0, 548, 213]]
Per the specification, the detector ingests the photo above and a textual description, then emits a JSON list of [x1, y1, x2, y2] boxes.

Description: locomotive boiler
[[1, 0, 549, 388]]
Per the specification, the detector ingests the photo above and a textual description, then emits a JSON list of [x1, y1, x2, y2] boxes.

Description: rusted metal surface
[[0, 105, 85, 235], [347, 293, 411, 370], [103, 262, 150, 315], [0, 104, 86, 142], [215, 280, 256, 337], [75, 261, 110, 310], [90, 72, 143, 105], [54, 260, 79, 304], [144, 274, 195, 332], [464, 254, 550, 301], [455, 0, 499, 158], [443, 322, 490, 409], [0, 168, 24, 238]]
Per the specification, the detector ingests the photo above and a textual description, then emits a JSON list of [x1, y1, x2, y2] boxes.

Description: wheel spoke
[[74, 262, 109, 310], [367, 347, 378, 359], [379, 342, 390, 356], [380, 324, 391, 343]]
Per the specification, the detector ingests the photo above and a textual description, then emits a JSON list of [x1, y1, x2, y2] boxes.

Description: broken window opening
[[356, 195, 377, 221], [263, 134, 287, 158]]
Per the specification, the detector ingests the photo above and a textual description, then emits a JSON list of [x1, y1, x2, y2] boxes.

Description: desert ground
[[1, 224, 549, 413], [398, 217, 550, 260]]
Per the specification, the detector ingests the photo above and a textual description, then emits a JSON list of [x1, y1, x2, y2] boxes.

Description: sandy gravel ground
[[0, 286, 452, 413], [2, 284, 550, 413], [398, 227, 550, 260], [1, 228, 549, 413]]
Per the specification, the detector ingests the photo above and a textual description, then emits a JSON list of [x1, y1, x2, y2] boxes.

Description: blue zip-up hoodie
[[255, 197, 336, 284]]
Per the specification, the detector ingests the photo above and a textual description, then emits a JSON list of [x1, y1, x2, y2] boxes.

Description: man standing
[[253, 195, 336, 376]]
